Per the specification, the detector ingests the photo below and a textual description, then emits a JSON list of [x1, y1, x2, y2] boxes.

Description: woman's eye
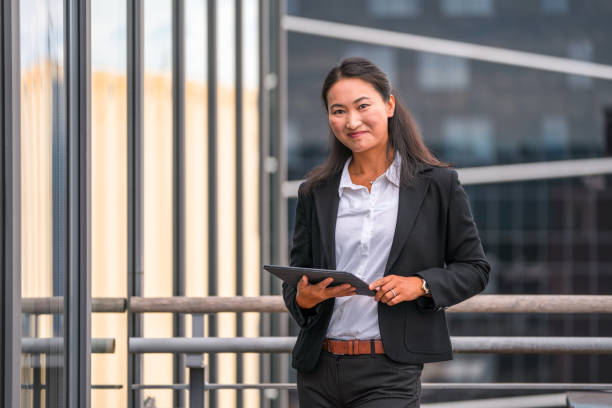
[[332, 109, 344, 115], [358, 104, 369, 109]]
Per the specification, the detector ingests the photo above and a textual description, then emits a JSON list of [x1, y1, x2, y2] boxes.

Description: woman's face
[[326, 77, 395, 155]]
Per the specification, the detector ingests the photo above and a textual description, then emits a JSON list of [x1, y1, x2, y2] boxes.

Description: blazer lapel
[[384, 169, 432, 275], [313, 173, 341, 270]]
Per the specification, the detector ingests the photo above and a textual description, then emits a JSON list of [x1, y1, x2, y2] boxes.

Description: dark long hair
[[303, 57, 448, 192]]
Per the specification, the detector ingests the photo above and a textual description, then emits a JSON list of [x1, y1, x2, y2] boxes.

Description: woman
[[282, 57, 490, 407]]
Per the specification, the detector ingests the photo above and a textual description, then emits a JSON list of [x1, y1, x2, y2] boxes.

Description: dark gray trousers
[[297, 350, 423, 408]]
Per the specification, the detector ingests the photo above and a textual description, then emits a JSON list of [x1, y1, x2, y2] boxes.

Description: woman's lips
[[348, 131, 365, 138]]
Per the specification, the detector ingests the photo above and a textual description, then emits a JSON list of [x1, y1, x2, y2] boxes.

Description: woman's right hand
[[295, 275, 356, 309]]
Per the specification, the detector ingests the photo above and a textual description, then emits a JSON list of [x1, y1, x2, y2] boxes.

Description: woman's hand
[[295, 275, 356, 309], [369, 275, 426, 306]]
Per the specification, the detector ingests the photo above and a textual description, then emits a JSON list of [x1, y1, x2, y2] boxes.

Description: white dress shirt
[[326, 153, 401, 340]]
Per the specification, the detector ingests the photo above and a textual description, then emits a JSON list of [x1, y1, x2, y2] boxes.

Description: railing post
[[187, 360, 206, 408], [32, 355, 41, 407], [187, 314, 206, 408]]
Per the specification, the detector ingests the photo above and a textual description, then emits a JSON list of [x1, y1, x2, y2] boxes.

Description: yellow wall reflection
[[22, 60, 261, 408]]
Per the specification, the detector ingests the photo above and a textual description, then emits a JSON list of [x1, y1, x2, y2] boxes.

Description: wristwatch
[[421, 279, 431, 296]]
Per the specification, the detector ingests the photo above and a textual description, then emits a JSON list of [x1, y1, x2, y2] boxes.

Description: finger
[[374, 280, 395, 302], [332, 285, 356, 297], [337, 288, 357, 298], [381, 289, 398, 304], [387, 293, 403, 306], [369, 276, 391, 291], [297, 275, 308, 289], [376, 280, 397, 301], [375, 285, 388, 302], [329, 284, 354, 297], [316, 277, 334, 289]]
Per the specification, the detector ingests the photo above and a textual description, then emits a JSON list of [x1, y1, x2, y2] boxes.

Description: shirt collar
[[338, 157, 356, 197], [338, 153, 402, 197]]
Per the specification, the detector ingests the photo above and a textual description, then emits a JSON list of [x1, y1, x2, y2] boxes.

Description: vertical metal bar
[[189, 366, 206, 408], [127, 0, 144, 406], [269, 2, 280, 405], [32, 358, 41, 407], [0, 3, 3, 396], [258, 0, 271, 406], [187, 315, 205, 408], [51, 3, 68, 397], [260, 1, 286, 406], [207, 0, 218, 406], [234, 0, 244, 407], [46, 358, 63, 408], [172, 0, 187, 407], [274, 1, 289, 406], [2, 1, 21, 406], [188, 364, 206, 408], [65, 0, 92, 406], [274, 0, 288, 276]]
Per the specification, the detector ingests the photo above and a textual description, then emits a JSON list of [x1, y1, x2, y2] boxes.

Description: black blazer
[[282, 165, 491, 373]]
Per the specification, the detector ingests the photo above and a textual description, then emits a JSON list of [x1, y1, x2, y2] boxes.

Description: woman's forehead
[[327, 78, 381, 104]]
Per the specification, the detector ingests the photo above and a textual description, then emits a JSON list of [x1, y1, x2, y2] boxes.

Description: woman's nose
[[346, 113, 361, 129]]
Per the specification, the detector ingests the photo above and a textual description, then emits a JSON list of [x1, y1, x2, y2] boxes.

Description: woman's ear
[[387, 94, 396, 118]]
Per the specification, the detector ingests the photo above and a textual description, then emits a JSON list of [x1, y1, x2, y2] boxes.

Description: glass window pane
[[20, 0, 66, 406], [91, 0, 128, 405], [366, 0, 420, 17], [440, 0, 494, 16], [143, 0, 173, 406], [240, 1, 262, 402], [417, 53, 469, 91]]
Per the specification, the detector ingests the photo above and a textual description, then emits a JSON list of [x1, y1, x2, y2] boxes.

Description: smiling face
[[326, 77, 395, 155]]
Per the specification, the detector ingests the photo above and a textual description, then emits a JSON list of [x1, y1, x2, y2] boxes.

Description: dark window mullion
[[2, 1, 21, 407], [64, 0, 91, 406], [235, 0, 244, 407], [207, 0, 218, 406], [172, 0, 186, 406], [127, 0, 144, 407]]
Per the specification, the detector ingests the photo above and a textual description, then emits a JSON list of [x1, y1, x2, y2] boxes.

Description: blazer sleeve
[[282, 184, 326, 329], [415, 170, 490, 311]]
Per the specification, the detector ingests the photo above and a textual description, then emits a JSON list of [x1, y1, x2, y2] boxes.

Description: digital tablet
[[263, 264, 375, 296]]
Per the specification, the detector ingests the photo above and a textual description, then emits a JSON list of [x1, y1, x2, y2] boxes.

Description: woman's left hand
[[369, 275, 425, 306]]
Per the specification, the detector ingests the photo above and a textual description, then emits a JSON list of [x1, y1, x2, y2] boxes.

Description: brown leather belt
[[322, 338, 385, 355]]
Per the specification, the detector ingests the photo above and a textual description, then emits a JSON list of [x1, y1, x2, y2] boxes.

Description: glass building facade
[[284, 0, 612, 405]]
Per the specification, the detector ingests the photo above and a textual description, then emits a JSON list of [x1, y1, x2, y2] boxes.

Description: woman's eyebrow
[[329, 96, 371, 110], [353, 96, 370, 104]]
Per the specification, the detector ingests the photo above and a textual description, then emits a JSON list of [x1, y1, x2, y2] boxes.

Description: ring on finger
[[390, 289, 397, 298]]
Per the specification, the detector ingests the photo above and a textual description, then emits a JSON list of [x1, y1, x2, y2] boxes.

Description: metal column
[[64, 0, 92, 406], [235, 0, 245, 406], [207, 0, 219, 406], [127, 0, 144, 407], [172, 0, 187, 406], [1, 1, 21, 407], [259, 1, 288, 406]]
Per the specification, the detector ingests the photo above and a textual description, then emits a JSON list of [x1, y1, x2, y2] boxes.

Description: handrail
[[22, 297, 126, 314], [19, 295, 612, 314], [128, 294, 612, 314], [128, 336, 612, 354], [131, 382, 612, 391], [22, 338, 115, 353], [122, 294, 612, 406]]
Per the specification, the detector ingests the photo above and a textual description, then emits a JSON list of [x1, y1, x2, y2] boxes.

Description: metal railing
[[20, 295, 612, 407], [125, 295, 612, 408]]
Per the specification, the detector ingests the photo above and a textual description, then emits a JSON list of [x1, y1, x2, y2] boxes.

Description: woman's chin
[[344, 140, 370, 152]]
